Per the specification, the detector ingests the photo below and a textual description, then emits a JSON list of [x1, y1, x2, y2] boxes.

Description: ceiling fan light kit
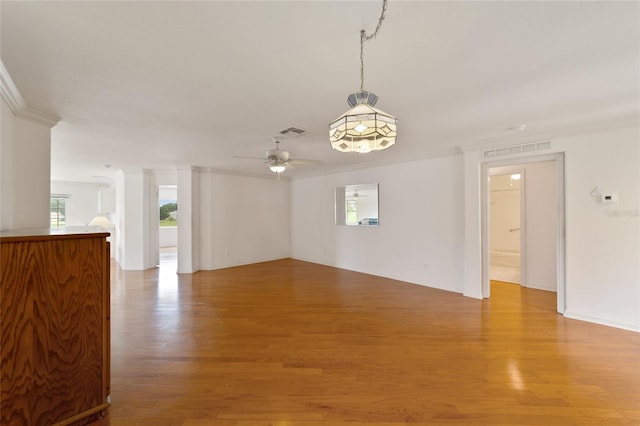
[[329, 0, 397, 153], [233, 138, 322, 178], [269, 163, 286, 174], [266, 140, 289, 176]]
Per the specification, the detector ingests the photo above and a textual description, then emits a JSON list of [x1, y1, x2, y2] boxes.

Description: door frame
[[481, 152, 566, 314], [150, 184, 160, 268]]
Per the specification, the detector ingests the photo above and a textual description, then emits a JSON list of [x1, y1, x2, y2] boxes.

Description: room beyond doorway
[[489, 172, 522, 285], [159, 246, 177, 267]]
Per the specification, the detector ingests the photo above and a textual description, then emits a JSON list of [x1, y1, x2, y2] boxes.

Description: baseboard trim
[[290, 256, 464, 296], [523, 282, 556, 292], [563, 311, 639, 333]]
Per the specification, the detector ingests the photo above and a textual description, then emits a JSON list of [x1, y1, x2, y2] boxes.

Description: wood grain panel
[[1, 241, 36, 425], [1, 233, 109, 426], [31, 238, 104, 424]]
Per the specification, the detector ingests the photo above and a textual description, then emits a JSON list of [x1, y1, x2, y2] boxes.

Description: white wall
[[155, 171, 177, 186], [159, 227, 177, 247], [523, 161, 557, 292], [557, 127, 639, 331], [0, 98, 51, 230], [198, 170, 290, 270], [177, 167, 199, 273], [50, 180, 111, 226], [115, 169, 155, 270], [291, 154, 466, 293]]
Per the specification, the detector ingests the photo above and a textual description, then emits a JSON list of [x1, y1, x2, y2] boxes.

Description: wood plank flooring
[[93, 259, 639, 425]]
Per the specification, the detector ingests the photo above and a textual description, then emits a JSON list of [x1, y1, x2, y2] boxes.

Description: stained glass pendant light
[[329, 0, 397, 153]]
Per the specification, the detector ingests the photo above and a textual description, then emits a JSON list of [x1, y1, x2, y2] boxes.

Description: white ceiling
[[1, 1, 638, 183]]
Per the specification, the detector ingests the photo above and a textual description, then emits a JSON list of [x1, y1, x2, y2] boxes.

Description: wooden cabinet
[[0, 230, 110, 425]]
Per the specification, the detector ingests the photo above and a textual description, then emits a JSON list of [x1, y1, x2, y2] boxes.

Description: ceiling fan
[[234, 139, 322, 178], [348, 189, 368, 199]]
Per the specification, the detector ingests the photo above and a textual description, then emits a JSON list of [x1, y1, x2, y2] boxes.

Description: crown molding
[[0, 60, 60, 128], [290, 147, 462, 181]]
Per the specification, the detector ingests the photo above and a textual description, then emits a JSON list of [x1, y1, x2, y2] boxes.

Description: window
[[50, 195, 68, 228], [346, 199, 358, 224], [159, 200, 177, 227]]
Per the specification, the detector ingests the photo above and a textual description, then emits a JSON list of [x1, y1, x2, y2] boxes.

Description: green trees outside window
[[159, 201, 177, 227]]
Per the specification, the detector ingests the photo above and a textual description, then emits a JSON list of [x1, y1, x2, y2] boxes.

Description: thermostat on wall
[[600, 193, 618, 203]]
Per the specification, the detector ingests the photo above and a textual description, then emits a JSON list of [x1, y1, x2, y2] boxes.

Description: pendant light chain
[[360, 0, 388, 92]]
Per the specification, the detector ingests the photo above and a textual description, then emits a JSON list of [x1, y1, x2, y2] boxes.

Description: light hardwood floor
[[93, 259, 639, 425]]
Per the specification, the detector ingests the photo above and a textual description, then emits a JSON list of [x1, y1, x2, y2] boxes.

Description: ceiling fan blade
[[232, 155, 266, 160], [288, 158, 323, 165]]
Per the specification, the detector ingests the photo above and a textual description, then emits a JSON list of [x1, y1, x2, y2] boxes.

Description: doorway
[[158, 185, 178, 271], [489, 171, 522, 285], [482, 153, 566, 313]]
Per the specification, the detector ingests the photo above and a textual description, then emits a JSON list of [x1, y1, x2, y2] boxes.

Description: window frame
[[50, 194, 69, 228]]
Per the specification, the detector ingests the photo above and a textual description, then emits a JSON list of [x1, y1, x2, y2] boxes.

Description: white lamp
[[88, 215, 113, 229]]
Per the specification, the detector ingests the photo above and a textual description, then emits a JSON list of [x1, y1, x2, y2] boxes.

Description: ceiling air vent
[[278, 127, 309, 137], [483, 141, 551, 159]]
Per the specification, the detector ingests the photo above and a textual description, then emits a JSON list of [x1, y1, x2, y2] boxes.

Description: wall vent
[[483, 140, 551, 159]]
